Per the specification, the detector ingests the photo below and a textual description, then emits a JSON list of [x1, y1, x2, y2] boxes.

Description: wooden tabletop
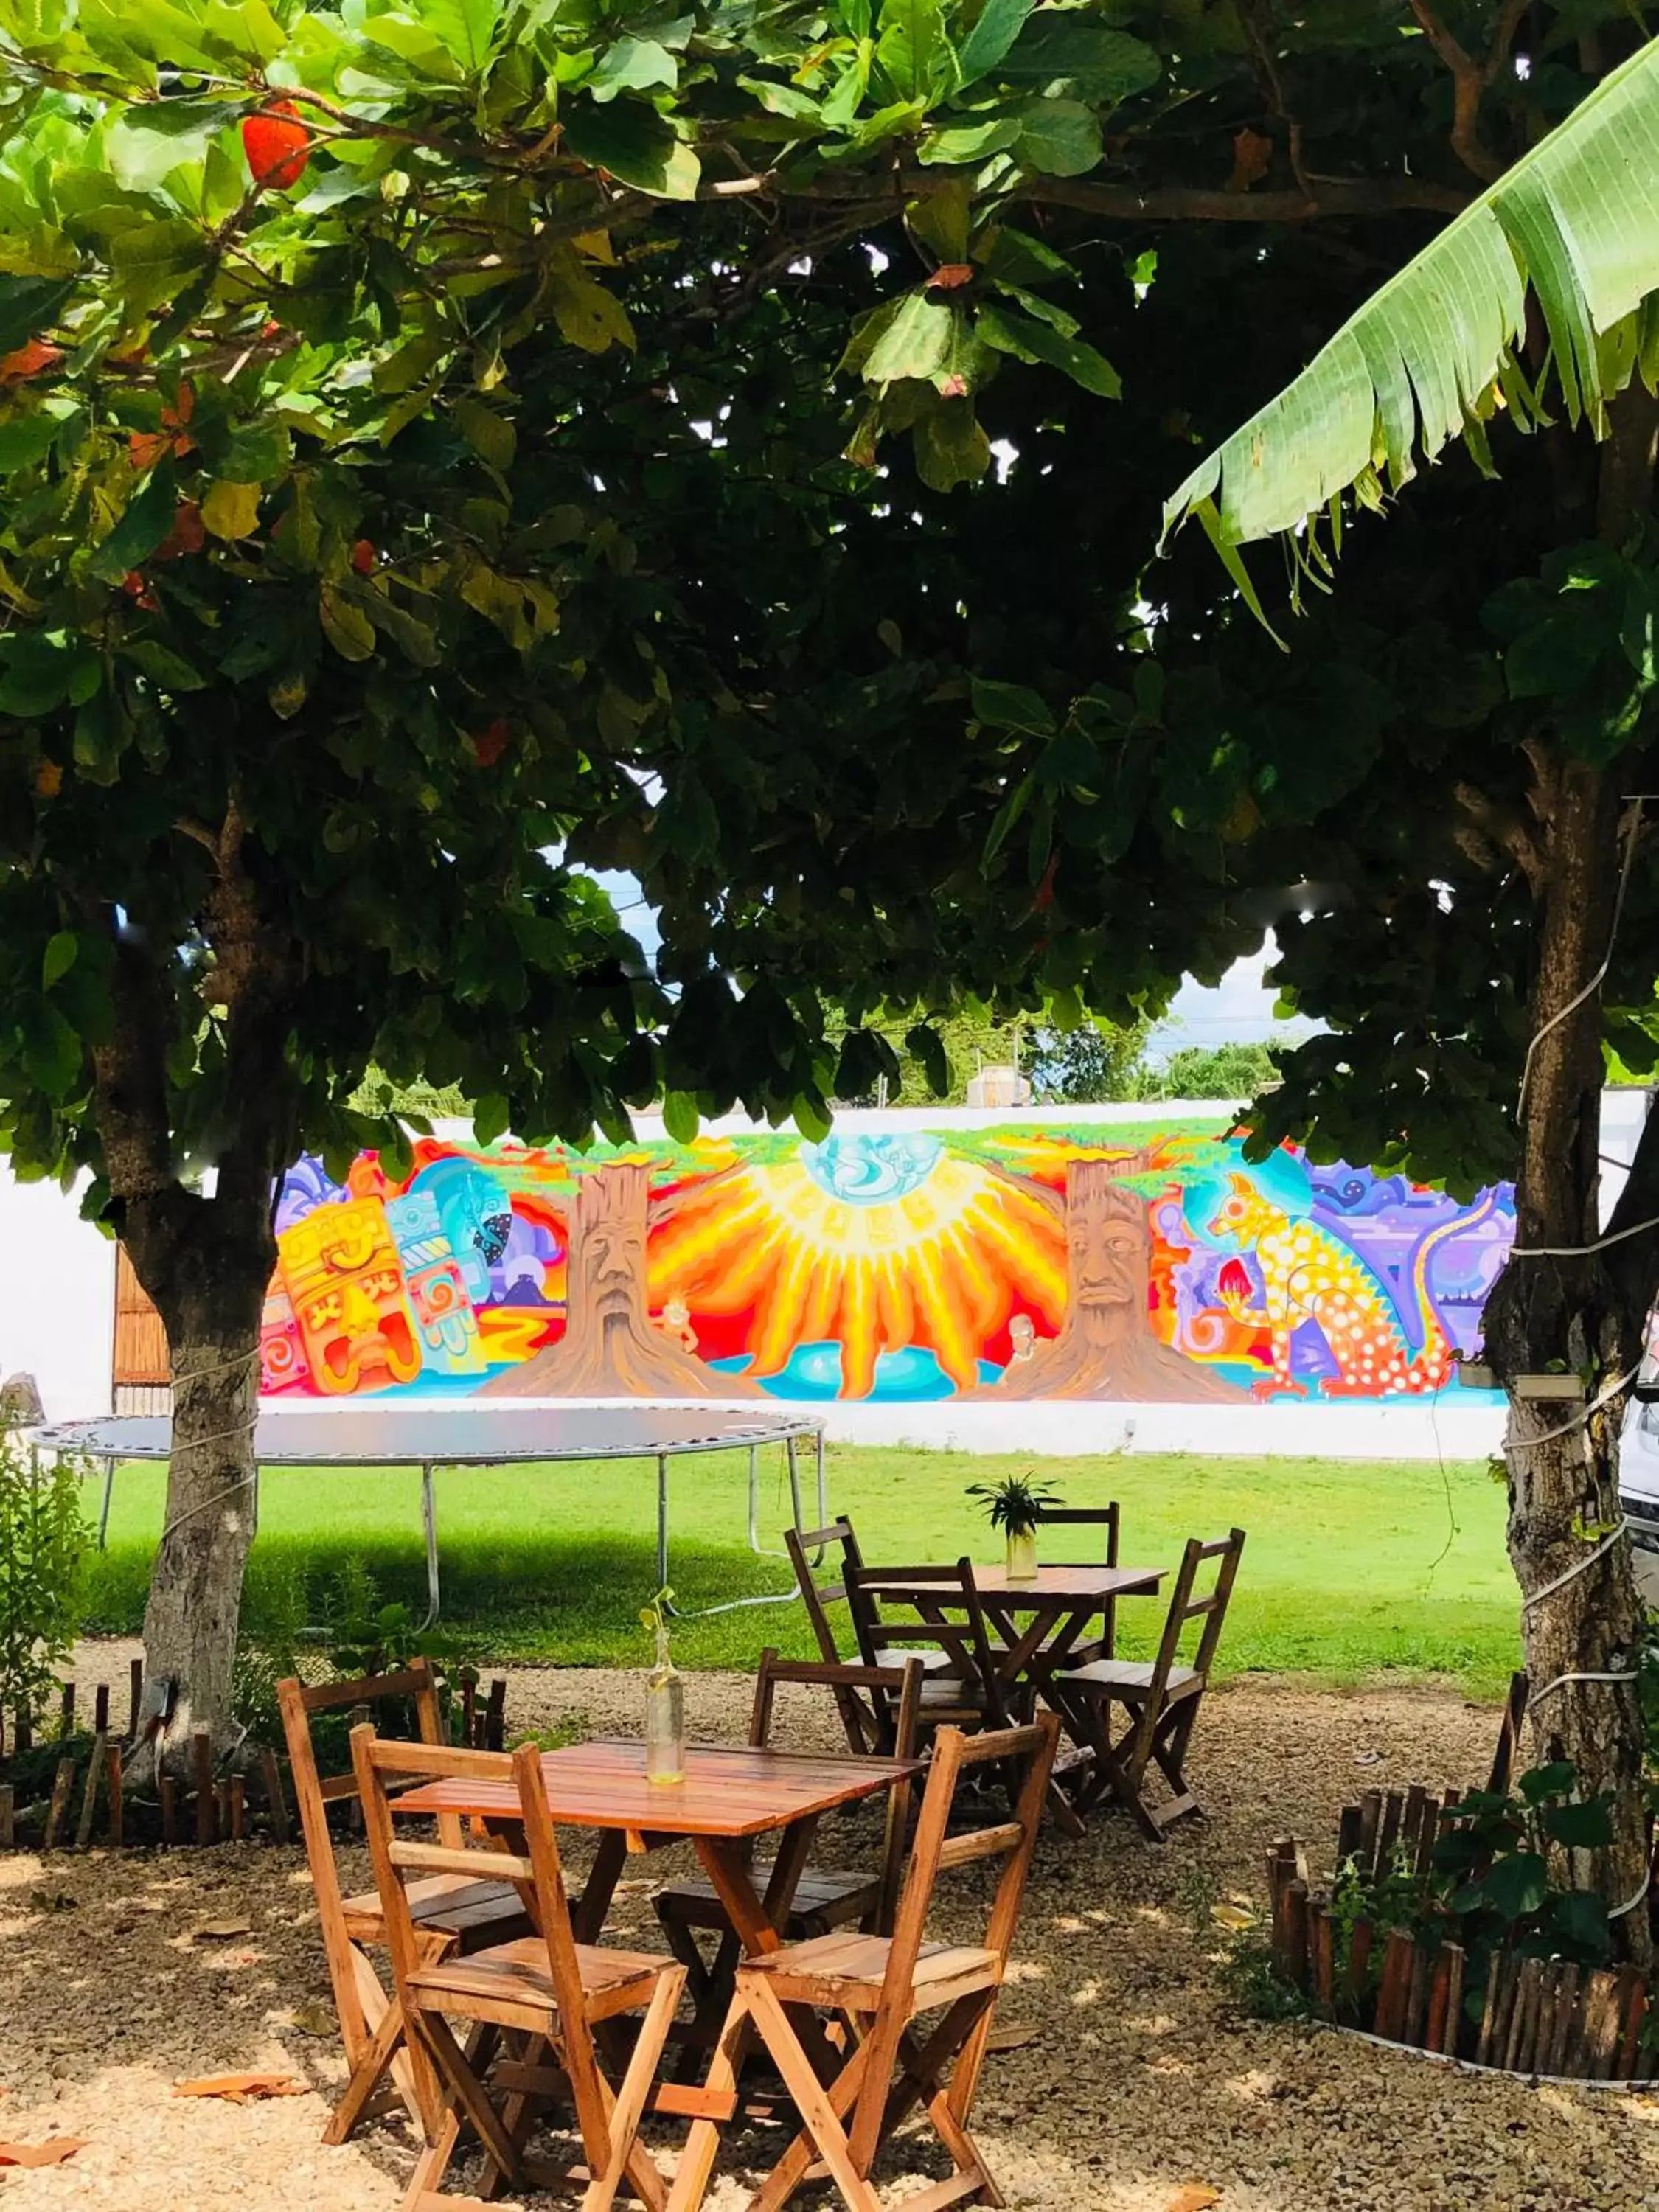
[[856, 1562, 1163, 1604], [391, 1736, 919, 1838]]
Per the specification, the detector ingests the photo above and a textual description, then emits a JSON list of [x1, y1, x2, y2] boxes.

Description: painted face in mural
[[1071, 1186, 1147, 1313], [279, 1199, 422, 1394], [585, 1205, 646, 1321]]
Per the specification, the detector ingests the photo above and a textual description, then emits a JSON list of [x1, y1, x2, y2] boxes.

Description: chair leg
[[325, 1993, 409, 2146], [583, 1968, 684, 2212], [417, 2011, 526, 2194], [663, 1990, 754, 2212], [742, 1980, 883, 2212], [749, 2028, 875, 2212], [399, 2110, 462, 2212]]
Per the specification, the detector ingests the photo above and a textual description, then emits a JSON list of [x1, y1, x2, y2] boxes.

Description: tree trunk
[[484, 1164, 758, 1398], [125, 1204, 274, 1769], [978, 1158, 1240, 1402], [1482, 389, 1659, 1955]]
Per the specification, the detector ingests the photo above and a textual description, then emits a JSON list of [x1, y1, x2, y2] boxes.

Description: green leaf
[[549, 264, 637, 354], [20, 1001, 83, 1100], [915, 114, 1020, 165], [423, 0, 504, 73], [473, 1091, 511, 1146], [956, 0, 1036, 86], [587, 37, 678, 102], [120, 639, 207, 690], [452, 396, 517, 471], [0, 276, 74, 357], [72, 689, 126, 782], [319, 583, 378, 661], [914, 394, 989, 489], [562, 105, 700, 198], [661, 1088, 699, 1143], [972, 676, 1054, 734], [737, 74, 822, 120], [88, 463, 177, 582], [41, 933, 77, 990], [108, 220, 212, 311], [1464, 1851, 1550, 1922], [103, 101, 225, 195], [996, 20, 1159, 101], [1014, 97, 1102, 178], [1540, 1798, 1615, 1847], [976, 301, 1120, 397], [201, 479, 262, 540], [863, 292, 953, 385], [0, 413, 63, 476], [1164, 33, 1659, 560], [877, 0, 949, 101]]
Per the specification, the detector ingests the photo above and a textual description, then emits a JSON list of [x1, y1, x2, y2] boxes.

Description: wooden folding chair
[[1031, 1500, 1122, 1657], [278, 1661, 533, 2145], [655, 1653, 924, 2019], [718, 1714, 1060, 2212], [841, 1558, 1008, 1733], [785, 1520, 958, 1753], [1056, 1527, 1245, 1839], [353, 1728, 686, 2212]]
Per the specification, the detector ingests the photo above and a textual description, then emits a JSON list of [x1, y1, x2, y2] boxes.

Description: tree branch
[[1408, 0, 1528, 186], [1454, 781, 1545, 889]]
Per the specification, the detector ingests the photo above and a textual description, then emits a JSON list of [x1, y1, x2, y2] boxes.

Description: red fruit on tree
[[350, 539, 377, 574], [472, 718, 511, 768], [242, 102, 312, 192], [0, 338, 63, 381]]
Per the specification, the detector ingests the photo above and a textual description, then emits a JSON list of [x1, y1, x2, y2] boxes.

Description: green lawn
[[80, 1443, 1521, 1693]]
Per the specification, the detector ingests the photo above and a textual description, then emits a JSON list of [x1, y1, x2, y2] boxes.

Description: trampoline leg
[[98, 1457, 116, 1552], [815, 1427, 828, 1538], [421, 1464, 441, 1629], [656, 1453, 674, 1603], [784, 1435, 804, 1550], [747, 1446, 762, 1554]]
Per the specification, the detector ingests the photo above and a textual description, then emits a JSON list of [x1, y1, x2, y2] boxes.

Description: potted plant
[[966, 1474, 1062, 1582], [639, 1585, 685, 1784]]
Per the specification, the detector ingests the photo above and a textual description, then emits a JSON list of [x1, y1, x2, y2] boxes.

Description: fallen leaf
[[289, 2002, 338, 2037], [27, 1890, 77, 1912], [192, 1919, 253, 1941], [985, 2020, 1042, 2052], [1210, 1903, 1256, 1932], [172, 2073, 304, 2104], [0, 2140, 86, 2167], [1169, 2188, 1222, 2212], [1353, 1750, 1382, 1766]]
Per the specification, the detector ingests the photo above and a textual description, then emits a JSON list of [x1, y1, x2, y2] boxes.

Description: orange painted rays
[[649, 1150, 1065, 1396]]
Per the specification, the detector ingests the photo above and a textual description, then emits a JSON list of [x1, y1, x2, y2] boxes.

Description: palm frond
[[1162, 35, 1659, 567]]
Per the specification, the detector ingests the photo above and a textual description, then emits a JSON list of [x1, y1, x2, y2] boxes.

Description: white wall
[[0, 1160, 115, 1420]]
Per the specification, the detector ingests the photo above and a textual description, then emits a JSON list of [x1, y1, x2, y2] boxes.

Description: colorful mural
[[255, 1122, 1514, 1405]]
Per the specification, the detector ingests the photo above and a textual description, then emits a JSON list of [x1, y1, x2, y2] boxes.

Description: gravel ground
[[4, 1656, 1659, 2211]]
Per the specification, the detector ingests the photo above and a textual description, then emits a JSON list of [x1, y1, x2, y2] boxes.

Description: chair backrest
[[1131, 1528, 1245, 1759], [785, 1517, 866, 1669], [279, 1658, 463, 1912], [751, 1651, 925, 1932], [843, 1559, 1009, 1727], [846, 1715, 1060, 2168], [351, 1729, 612, 2168], [1029, 1500, 1120, 1567]]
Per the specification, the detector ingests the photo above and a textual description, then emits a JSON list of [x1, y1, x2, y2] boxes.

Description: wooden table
[[855, 1562, 1164, 1829], [394, 1736, 918, 2211]]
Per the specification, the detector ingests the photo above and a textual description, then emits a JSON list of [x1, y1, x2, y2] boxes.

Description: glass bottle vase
[[644, 1630, 686, 1785], [1005, 1527, 1038, 1582]]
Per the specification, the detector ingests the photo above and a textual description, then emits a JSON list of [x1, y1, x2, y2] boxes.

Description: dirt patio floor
[[4, 1660, 1659, 2211]]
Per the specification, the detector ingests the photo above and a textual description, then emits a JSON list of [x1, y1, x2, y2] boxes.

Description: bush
[[0, 1413, 91, 1739]]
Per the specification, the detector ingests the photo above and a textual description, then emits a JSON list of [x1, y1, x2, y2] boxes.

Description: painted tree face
[[584, 1208, 646, 1318], [1071, 1192, 1147, 1311]]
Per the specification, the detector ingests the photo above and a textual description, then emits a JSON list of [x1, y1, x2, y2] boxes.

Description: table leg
[[574, 1827, 630, 1944]]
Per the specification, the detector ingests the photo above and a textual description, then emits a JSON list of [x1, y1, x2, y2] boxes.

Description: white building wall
[[0, 1160, 115, 1419]]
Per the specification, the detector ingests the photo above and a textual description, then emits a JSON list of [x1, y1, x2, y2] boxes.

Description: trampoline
[[32, 1404, 828, 1623]]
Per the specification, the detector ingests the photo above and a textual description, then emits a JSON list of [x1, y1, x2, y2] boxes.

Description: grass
[[78, 1443, 1521, 1694]]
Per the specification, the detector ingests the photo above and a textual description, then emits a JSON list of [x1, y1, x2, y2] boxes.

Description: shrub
[[0, 1413, 91, 1739]]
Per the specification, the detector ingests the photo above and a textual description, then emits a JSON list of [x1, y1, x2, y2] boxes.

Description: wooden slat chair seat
[[842, 1559, 1010, 1733], [655, 1655, 924, 2024], [715, 1714, 1060, 2212], [1057, 1526, 1245, 1840], [277, 1662, 534, 2147], [353, 1729, 686, 2212]]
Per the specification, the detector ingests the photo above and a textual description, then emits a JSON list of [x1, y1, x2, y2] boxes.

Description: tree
[[1148, 1042, 1281, 1102], [1030, 1019, 1150, 1103], [1141, 30, 1659, 1938]]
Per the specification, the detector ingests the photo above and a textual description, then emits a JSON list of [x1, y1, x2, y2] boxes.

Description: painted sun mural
[[256, 1120, 1514, 1405]]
